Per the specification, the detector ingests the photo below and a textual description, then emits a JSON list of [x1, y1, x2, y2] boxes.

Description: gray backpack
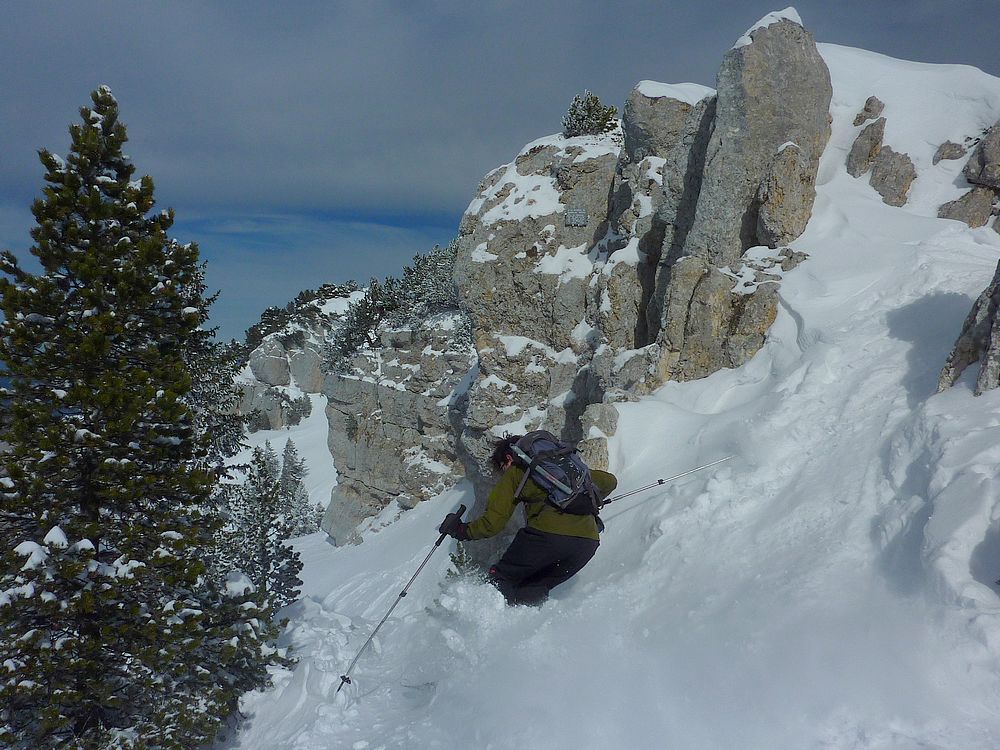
[[510, 430, 600, 516]]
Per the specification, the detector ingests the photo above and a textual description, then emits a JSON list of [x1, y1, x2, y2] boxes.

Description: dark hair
[[491, 433, 522, 471]]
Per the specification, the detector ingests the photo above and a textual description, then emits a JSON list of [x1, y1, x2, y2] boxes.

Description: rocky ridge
[[240, 8, 1000, 547], [450, 9, 834, 546]]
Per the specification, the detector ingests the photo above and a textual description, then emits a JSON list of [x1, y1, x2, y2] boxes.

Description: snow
[[467, 131, 620, 225], [532, 243, 592, 282], [469, 159, 564, 226], [226, 572, 255, 598], [42, 527, 68, 549], [635, 80, 715, 105], [470, 242, 498, 263], [733, 6, 803, 49], [643, 155, 666, 184], [318, 290, 366, 316], [495, 334, 577, 364], [236, 394, 339, 512], [13, 542, 47, 570], [228, 44, 1000, 750]]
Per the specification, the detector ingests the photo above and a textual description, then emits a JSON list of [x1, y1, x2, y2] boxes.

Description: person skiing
[[439, 433, 617, 605]]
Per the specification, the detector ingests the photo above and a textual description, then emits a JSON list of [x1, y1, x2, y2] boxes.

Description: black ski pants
[[489, 527, 599, 606]]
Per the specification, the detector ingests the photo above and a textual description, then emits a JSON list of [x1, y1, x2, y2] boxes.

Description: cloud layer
[[3, 1, 997, 338]]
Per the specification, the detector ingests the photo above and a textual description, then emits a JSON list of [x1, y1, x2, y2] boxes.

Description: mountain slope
[[226, 43, 1000, 750]]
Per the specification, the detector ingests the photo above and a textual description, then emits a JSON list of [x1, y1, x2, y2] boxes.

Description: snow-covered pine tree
[[561, 90, 619, 137], [225, 443, 302, 609], [326, 242, 466, 372], [326, 276, 401, 369], [0, 87, 275, 749], [391, 241, 460, 323], [279, 440, 321, 536]]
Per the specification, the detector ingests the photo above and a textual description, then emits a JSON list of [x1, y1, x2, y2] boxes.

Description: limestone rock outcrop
[[938, 186, 997, 228], [852, 96, 884, 127], [844, 101, 920, 207], [648, 11, 830, 382], [964, 120, 1000, 189], [870, 146, 917, 207], [933, 140, 967, 165], [321, 313, 476, 544], [846, 117, 885, 178], [940, 258, 1000, 395], [756, 143, 818, 248], [453, 131, 622, 497], [249, 337, 291, 387], [680, 14, 831, 269]]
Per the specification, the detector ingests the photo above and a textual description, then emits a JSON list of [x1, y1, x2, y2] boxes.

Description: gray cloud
[[3, 0, 998, 337]]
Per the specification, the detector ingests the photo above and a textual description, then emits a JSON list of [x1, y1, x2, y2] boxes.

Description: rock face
[[321, 313, 476, 544], [453, 131, 622, 496], [756, 143, 818, 248], [648, 13, 831, 382], [964, 120, 1000, 189], [846, 117, 885, 177], [852, 95, 884, 127], [939, 123, 1000, 396], [869, 146, 917, 207], [238, 299, 359, 430], [933, 119, 1000, 229], [680, 17, 832, 269], [249, 337, 291, 386], [940, 258, 1000, 395], [938, 186, 997, 228]]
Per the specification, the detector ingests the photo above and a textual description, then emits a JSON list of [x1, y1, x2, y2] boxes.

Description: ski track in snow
[[222, 44, 1000, 750]]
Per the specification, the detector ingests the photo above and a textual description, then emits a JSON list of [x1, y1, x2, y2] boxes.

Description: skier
[[439, 434, 617, 605]]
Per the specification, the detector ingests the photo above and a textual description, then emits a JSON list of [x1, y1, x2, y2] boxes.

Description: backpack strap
[[512, 461, 534, 502]]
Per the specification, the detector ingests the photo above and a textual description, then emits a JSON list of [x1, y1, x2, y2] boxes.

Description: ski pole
[[337, 503, 466, 694], [600, 456, 733, 507]]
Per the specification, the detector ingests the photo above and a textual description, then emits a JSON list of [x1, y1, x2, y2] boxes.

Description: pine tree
[[0, 87, 274, 749], [325, 242, 465, 371], [280, 440, 321, 536], [224, 444, 302, 609], [561, 90, 619, 137]]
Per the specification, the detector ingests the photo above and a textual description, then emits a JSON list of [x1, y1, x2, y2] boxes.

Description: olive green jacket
[[465, 465, 618, 542]]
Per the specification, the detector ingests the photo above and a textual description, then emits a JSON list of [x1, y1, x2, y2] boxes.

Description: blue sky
[[2, 1, 998, 340]]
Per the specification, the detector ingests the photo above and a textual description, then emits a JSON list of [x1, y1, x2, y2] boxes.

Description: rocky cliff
[[321, 313, 476, 544], [238, 289, 363, 430], [452, 9, 833, 533], [937, 115, 1000, 393]]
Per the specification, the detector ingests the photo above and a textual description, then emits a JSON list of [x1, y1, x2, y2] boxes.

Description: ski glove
[[439, 512, 469, 540]]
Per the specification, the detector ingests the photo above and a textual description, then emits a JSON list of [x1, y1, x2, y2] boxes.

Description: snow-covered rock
[[964, 117, 1000, 189], [321, 315, 475, 544]]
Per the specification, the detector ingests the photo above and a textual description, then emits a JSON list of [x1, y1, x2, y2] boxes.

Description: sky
[[2, 1, 998, 341]]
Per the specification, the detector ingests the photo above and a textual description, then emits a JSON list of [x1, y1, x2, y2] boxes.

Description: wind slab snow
[[224, 45, 1000, 750]]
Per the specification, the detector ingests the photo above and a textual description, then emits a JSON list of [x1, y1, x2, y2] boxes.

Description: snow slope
[[225, 45, 1000, 749], [235, 394, 338, 508]]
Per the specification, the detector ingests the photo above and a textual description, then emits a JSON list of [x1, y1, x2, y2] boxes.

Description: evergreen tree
[[561, 90, 619, 137], [0, 87, 274, 749], [224, 443, 302, 609], [325, 241, 465, 372], [280, 440, 321, 536]]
